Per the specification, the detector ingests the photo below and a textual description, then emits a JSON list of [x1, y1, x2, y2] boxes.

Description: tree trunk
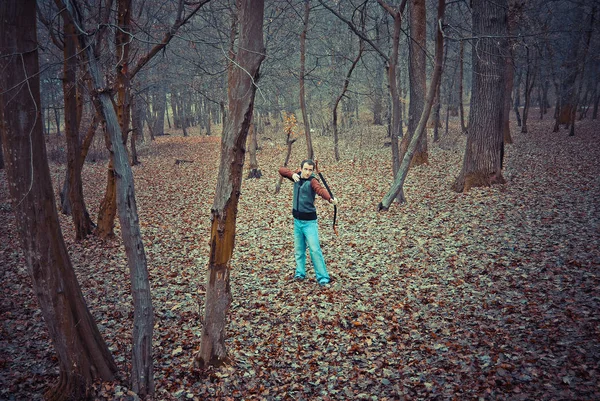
[[130, 92, 144, 165], [372, 11, 384, 125], [300, 0, 314, 159], [459, 40, 467, 133], [275, 115, 297, 194], [401, 0, 427, 166], [63, 1, 155, 395], [378, 0, 445, 210], [502, 0, 518, 144], [513, 68, 522, 126], [333, 37, 363, 162], [555, 8, 585, 127], [153, 82, 167, 136], [568, 6, 595, 136], [194, 0, 265, 369], [377, 0, 407, 202], [452, 0, 508, 193], [0, 2, 118, 399], [59, 5, 93, 240], [521, 47, 537, 134], [247, 123, 262, 178]]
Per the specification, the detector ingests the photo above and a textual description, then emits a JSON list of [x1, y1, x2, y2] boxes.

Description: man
[[279, 159, 338, 286]]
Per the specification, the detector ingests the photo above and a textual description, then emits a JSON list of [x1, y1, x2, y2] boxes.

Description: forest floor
[[1, 116, 599, 400]]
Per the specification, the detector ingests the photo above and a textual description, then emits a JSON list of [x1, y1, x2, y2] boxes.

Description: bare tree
[[300, 0, 314, 159], [194, 0, 265, 369], [400, 0, 427, 167], [452, 0, 508, 192], [378, 0, 446, 210], [0, 2, 117, 399], [61, 0, 156, 395]]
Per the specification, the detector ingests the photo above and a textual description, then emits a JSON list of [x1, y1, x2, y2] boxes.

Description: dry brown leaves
[[1, 117, 599, 400]]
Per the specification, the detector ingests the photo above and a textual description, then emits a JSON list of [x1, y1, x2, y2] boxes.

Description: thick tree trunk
[[300, 0, 314, 159], [502, 0, 518, 144], [379, 0, 445, 210], [63, 1, 155, 395], [453, 0, 508, 193], [194, 0, 265, 369], [401, 0, 427, 166], [0, 2, 117, 399]]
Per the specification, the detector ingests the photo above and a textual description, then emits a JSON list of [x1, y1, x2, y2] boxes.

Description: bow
[[315, 160, 338, 236]]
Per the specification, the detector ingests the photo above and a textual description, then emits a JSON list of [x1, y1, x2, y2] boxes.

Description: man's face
[[301, 163, 314, 179]]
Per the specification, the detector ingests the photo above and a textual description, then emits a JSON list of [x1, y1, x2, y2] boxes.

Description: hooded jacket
[[279, 167, 332, 220]]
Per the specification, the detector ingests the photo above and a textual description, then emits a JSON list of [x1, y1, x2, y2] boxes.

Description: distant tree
[[379, 0, 445, 210], [400, 0, 427, 167], [194, 0, 265, 369], [247, 122, 262, 178], [300, 0, 314, 159], [0, 2, 117, 399], [453, 0, 508, 192]]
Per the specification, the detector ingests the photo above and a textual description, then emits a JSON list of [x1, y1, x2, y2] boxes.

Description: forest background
[[0, 0, 599, 400]]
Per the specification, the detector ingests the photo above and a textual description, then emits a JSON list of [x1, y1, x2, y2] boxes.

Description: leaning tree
[[0, 1, 117, 399]]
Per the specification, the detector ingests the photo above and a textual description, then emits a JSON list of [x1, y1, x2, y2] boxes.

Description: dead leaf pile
[[0, 118, 598, 400]]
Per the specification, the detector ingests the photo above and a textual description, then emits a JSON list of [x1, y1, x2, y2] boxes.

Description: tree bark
[[459, 40, 467, 133], [58, 2, 94, 239], [401, 0, 427, 166], [194, 0, 265, 369], [378, 0, 407, 183], [521, 46, 537, 134], [0, 2, 117, 399], [300, 0, 314, 159], [62, 0, 155, 395], [452, 0, 508, 193], [378, 0, 445, 210], [333, 37, 363, 162], [247, 123, 262, 178]]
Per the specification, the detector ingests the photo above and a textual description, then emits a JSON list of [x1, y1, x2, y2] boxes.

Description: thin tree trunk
[[63, 1, 155, 395], [513, 68, 522, 126], [247, 123, 262, 178], [521, 47, 537, 133], [378, 0, 407, 187], [569, 6, 595, 136], [58, 4, 93, 239], [300, 0, 314, 159], [194, 0, 265, 369], [459, 40, 467, 133], [333, 36, 363, 162], [0, 2, 117, 399], [379, 0, 445, 210]]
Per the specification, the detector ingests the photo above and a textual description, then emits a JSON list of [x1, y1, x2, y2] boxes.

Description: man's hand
[[330, 198, 338, 206], [292, 173, 300, 182]]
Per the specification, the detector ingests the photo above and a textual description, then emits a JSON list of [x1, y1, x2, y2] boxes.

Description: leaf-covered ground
[[1, 117, 599, 400]]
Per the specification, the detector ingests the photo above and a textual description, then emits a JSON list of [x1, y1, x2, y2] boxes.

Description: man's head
[[300, 159, 315, 179]]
